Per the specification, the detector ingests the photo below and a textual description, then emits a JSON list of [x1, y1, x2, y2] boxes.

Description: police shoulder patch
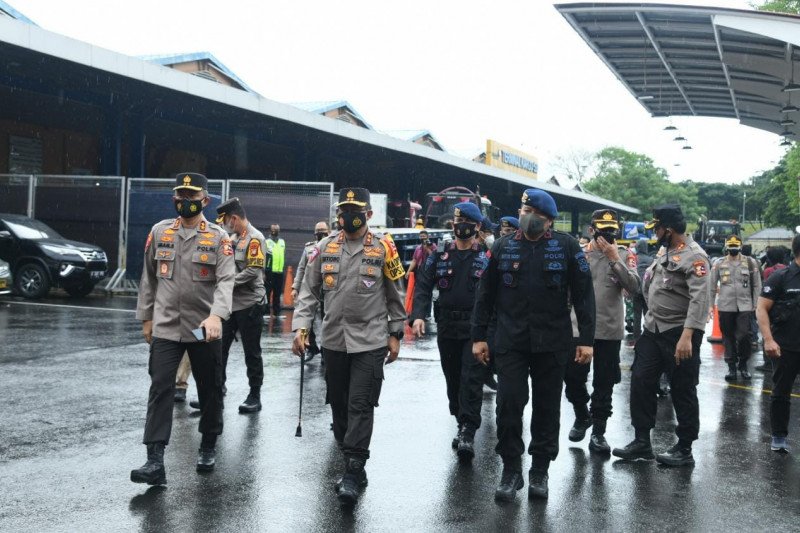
[[221, 237, 234, 256], [246, 238, 265, 268], [693, 259, 708, 277]]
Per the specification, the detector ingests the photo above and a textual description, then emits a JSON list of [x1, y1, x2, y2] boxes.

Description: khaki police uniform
[[136, 215, 235, 444], [632, 235, 710, 445], [564, 241, 640, 424], [220, 222, 268, 393], [293, 239, 324, 354], [711, 253, 761, 371], [292, 228, 406, 461]]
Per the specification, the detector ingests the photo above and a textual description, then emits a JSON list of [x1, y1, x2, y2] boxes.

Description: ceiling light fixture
[[664, 125, 677, 131], [781, 119, 796, 127], [638, 95, 655, 101], [673, 136, 687, 142], [783, 47, 800, 92], [683, 145, 693, 150], [781, 104, 799, 113], [784, 83, 800, 93]]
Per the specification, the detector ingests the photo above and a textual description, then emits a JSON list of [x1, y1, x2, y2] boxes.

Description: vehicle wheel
[[15, 263, 50, 299], [65, 282, 95, 298]]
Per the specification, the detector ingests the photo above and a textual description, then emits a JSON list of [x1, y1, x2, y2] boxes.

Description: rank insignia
[[672, 255, 681, 262], [199, 240, 215, 246], [164, 229, 175, 235], [201, 232, 215, 238], [160, 235, 173, 242], [324, 264, 335, 272]]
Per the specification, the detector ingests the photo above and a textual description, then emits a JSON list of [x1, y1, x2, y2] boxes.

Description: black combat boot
[[494, 467, 524, 502], [725, 362, 738, 382], [457, 427, 475, 461], [239, 387, 262, 414], [452, 424, 463, 449], [174, 388, 186, 403], [196, 434, 216, 472], [484, 374, 498, 391], [189, 399, 201, 410], [588, 419, 611, 454], [738, 362, 752, 380], [656, 442, 695, 467], [337, 457, 368, 506], [130, 443, 166, 485], [528, 457, 549, 499], [612, 429, 654, 460], [568, 404, 592, 442]]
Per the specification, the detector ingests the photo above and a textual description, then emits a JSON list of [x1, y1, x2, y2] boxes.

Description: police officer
[[757, 235, 800, 452], [410, 202, 490, 461], [479, 216, 497, 249], [472, 189, 595, 502], [564, 209, 640, 454], [292, 187, 406, 506], [291, 220, 330, 360], [215, 197, 268, 413], [499, 216, 519, 237], [613, 204, 710, 467], [131, 172, 234, 484], [711, 235, 761, 381], [266, 223, 286, 318]]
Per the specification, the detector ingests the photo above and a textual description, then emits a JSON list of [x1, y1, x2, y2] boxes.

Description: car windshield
[[3, 218, 62, 240]]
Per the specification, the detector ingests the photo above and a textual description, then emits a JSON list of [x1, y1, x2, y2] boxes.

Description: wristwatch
[[389, 331, 404, 341]]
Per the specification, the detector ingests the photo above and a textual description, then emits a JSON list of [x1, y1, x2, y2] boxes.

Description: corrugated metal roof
[[289, 100, 373, 130], [748, 227, 795, 240], [382, 129, 446, 151], [140, 51, 255, 94], [556, 3, 800, 139], [0, 1, 35, 25]]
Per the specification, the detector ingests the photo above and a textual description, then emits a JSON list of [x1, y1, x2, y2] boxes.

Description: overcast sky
[[9, 0, 787, 184]]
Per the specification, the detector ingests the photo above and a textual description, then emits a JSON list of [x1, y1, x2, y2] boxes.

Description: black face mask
[[657, 229, 672, 249], [174, 198, 204, 218], [729, 248, 741, 256], [520, 213, 546, 237], [271, 231, 279, 238], [339, 212, 367, 234], [594, 229, 618, 244], [315, 232, 328, 242], [454, 222, 477, 240]]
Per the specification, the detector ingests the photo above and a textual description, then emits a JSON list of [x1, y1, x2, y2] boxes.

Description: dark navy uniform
[[472, 227, 595, 472], [411, 239, 490, 438]]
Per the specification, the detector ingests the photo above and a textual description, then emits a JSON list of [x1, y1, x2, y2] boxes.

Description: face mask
[[454, 222, 477, 240], [729, 248, 741, 256], [484, 234, 495, 248], [594, 229, 617, 244], [223, 219, 237, 234], [520, 213, 546, 237], [271, 231, 279, 238], [315, 232, 327, 242], [174, 198, 204, 219], [339, 212, 367, 234]]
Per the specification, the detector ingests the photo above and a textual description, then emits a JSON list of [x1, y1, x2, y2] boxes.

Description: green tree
[[691, 182, 748, 221], [583, 146, 700, 221], [751, 0, 800, 14]]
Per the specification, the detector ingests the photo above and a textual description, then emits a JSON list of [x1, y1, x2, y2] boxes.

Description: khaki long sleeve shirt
[[136, 216, 235, 342], [710, 254, 761, 312], [292, 229, 406, 353], [231, 223, 267, 312], [584, 242, 641, 340]]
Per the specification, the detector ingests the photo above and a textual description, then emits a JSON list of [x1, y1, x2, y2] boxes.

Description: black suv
[[0, 213, 108, 298]]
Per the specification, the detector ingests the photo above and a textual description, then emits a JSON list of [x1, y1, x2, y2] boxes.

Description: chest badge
[[200, 253, 209, 262], [362, 279, 375, 288], [160, 263, 168, 275], [324, 274, 335, 287]]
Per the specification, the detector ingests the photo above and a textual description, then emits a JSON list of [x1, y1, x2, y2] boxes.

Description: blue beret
[[521, 189, 558, 218], [481, 216, 499, 232], [453, 202, 483, 223], [500, 216, 519, 229]]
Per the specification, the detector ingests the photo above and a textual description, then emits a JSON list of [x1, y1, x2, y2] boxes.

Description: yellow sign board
[[484, 139, 539, 180]]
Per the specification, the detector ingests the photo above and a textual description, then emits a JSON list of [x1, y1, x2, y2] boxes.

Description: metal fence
[[0, 174, 34, 216], [226, 180, 334, 270], [124, 178, 225, 282]]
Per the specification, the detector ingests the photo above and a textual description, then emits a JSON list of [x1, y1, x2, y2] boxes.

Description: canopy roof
[[556, 3, 800, 138]]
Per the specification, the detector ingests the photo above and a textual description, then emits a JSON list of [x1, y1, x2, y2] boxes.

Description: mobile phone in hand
[[192, 327, 206, 341]]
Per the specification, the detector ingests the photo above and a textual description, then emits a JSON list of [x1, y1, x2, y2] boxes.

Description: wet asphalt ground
[[3, 294, 800, 532]]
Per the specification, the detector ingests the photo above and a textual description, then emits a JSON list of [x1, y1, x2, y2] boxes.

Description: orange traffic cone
[[707, 305, 723, 343], [404, 272, 415, 315], [283, 266, 294, 308]]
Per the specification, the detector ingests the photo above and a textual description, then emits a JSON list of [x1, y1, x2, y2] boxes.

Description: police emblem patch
[[325, 274, 335, 287], [548, 239, 559, 247], [362, 279, 376, 288], [200, 254, 209, 262], [160, 263, 168, 275], [199, 267, 209, 278], [502, 273, 514, 286], [324, 263, 335, 272], [438, 278, 449, 289], [353, 217, 362, 228], [693, 260, 707, 277]]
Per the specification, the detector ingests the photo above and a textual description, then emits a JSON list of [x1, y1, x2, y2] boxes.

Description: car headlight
[[0, 266, 9, 276], [41, 244, 83, 258]]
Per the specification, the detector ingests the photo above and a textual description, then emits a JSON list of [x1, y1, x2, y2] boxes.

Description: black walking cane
[[295, 328, 309, 437]]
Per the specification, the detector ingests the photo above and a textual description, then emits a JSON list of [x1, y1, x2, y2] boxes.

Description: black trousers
[[630, 327, 703, 443], [323, 347, 385, 461], [221, 305, 264, 389], [495, 349, 569, 471], [564, 339, 622, 421], [633, 294, 648, 340], [143, 338, 224, 444], [718, 310, 753, 367], [437, 336, 489, 433], [771, 349, 800, 437], [269, 272, 284, 315]]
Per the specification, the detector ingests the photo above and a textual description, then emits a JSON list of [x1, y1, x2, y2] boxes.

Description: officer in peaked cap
[[132, 172, 235, 484], [613, 203, 710, 467], [292, 186, 406, 506], [563, 208, 640, 455], [410, 201, 491, 462], [711, 234, 761, 381], [472, 188, 595, 501], [211, 197, 269, 413], [499, 216, 519, 237]]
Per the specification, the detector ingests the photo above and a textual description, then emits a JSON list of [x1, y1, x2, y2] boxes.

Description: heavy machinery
[[693, 216, 741, 257]]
